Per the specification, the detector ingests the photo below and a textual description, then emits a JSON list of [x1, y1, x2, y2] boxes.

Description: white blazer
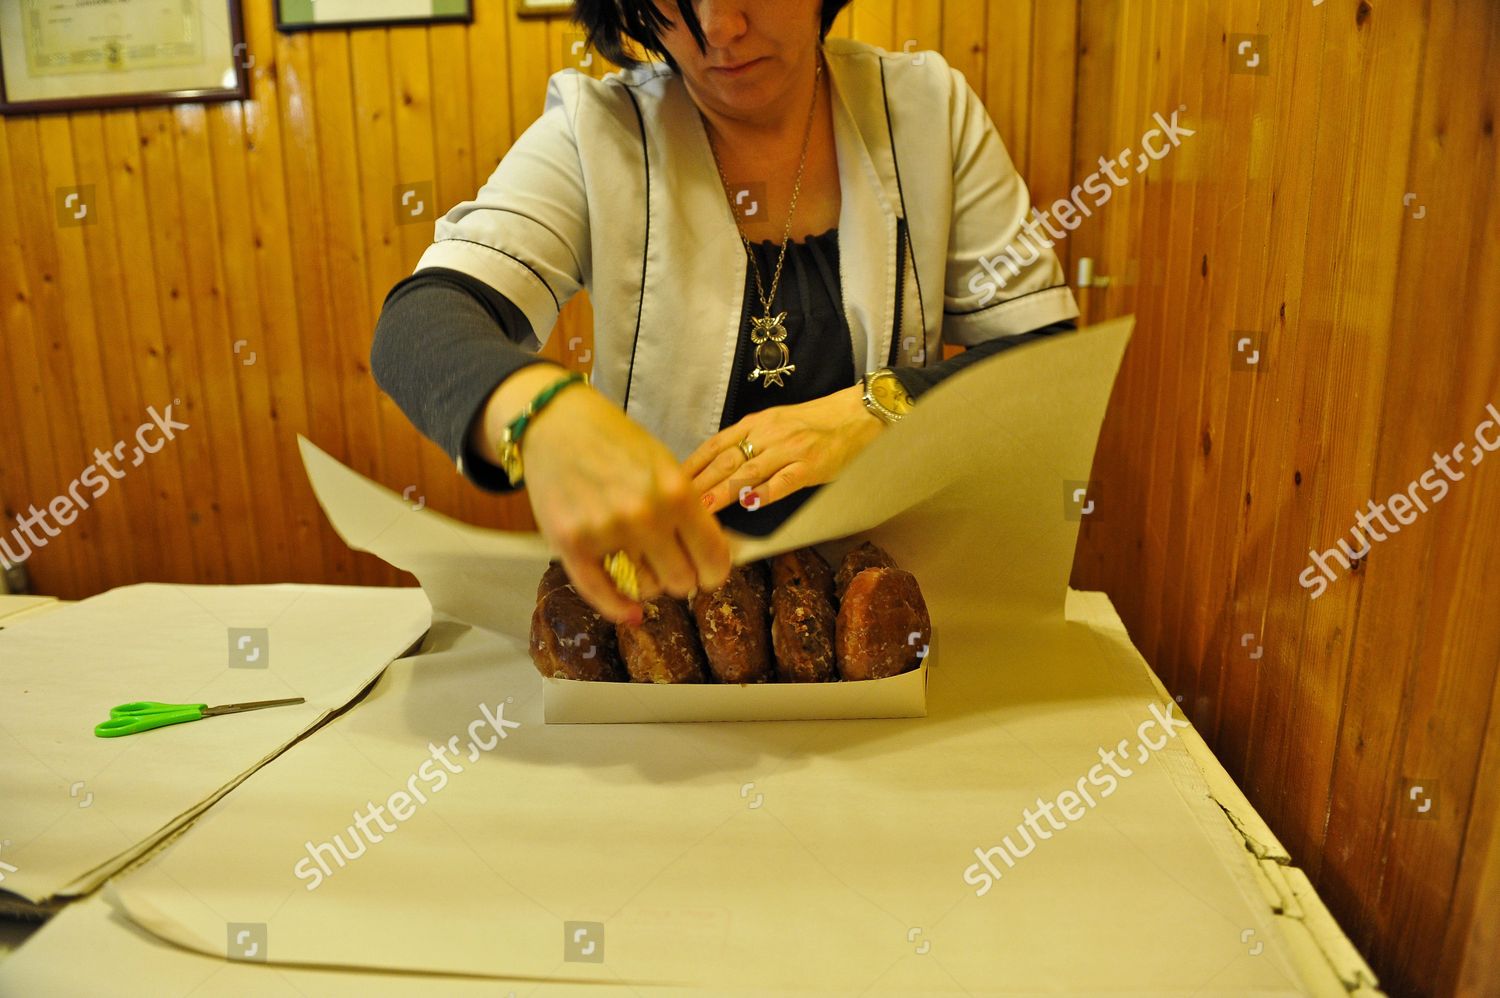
[[416, 37, 1079, 462]]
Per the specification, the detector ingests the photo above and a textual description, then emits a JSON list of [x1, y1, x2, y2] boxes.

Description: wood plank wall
[[1068, 1, 1500, 995], [0, 0, 1074, 596]]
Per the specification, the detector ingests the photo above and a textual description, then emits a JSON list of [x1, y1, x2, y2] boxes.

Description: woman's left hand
[[683, 385, 887, 514]]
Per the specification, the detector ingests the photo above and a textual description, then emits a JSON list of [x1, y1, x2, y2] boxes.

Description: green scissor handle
[[94, 701, 208, 738]]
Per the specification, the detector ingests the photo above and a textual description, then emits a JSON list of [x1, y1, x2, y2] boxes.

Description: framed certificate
[[516, 0, 574, 15], [275, 0, 474, 32], [0, 0, 249, 115]]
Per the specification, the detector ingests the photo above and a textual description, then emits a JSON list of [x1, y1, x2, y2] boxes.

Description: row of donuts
[[529, 541, 931, 684]]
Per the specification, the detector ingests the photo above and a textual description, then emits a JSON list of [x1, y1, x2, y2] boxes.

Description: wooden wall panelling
[[941, 2, 987, 107], [1268, 0, 1427, 893], [1155, 0, 1232, 736], [1440, 26, 1500, 992], [143, 106, 229, 585], [1129, 0, 1192, 692], [1447, 652, 1500, 997], [202, 98, 292, 584], [171, 103, 267, 586], [103, 109, 192, 587], [983, 0, 1033, 178], [1240, 0, 1354, 867], [1130, 0, 1190, 691], [1328, 0, 1498, 984], [1022, 2, 1079, 284], [6, 119, 104, 594], [1070, 1, 1500, 994], [276, 30, 357, 584], [1065, 1, 1116, 332], [0, 134, 58, 587], [1204, 0, 1307, 802], [311, 29, 405, 587], [51, 111, 147, 594], [13, 120, 98, 592], [1376, 12, 1500, 975], [239, 7, 338, 583], [1141, 0, 1206, 721], [848, 0, 897, 50], [1073, 0, 1157, 641], [1191, 0, 1280, 789], [897, 0, 943, 68]]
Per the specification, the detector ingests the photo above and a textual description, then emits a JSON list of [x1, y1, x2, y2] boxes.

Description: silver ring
[[738, 438, 755, 461]]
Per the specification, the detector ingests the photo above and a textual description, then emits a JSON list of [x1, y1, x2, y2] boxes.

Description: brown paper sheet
[[0, 584, 431, 904], [96, 595, 1318, 993]]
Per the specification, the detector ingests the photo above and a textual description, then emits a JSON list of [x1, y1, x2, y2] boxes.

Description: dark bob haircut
[[573, 0, 855, 71]]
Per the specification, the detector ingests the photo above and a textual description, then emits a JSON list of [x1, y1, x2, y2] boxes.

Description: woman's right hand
[[474, 364, 733, 624]]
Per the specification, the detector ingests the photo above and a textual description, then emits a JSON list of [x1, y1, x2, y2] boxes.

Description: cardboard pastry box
[[540, 625, 935, 724]]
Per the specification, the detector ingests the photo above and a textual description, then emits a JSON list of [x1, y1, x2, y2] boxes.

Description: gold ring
[[738, 438, 755, 461], [602, 550, 641, 600]]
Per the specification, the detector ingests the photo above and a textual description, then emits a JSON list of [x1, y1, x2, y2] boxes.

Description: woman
[[372, 0, 1079, 626]]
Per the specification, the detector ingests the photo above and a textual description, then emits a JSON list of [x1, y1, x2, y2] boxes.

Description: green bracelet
[[496, 370, 588, 486]]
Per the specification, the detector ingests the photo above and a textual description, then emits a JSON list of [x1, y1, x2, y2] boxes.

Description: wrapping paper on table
[[90, 317, 1284, 989], [0, 584, 431, 904], [95, 594, 1314, 993], [0, 317, 1374, 993], [0, 890, 644, 997], [0, 595, 57, 626]]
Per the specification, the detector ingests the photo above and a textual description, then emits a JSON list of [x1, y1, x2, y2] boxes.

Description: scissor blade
[[202, 697, 306, 717]]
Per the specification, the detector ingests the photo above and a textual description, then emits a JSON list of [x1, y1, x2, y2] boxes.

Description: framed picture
[[275, 0, 474, 32], [0, 0, 250, 115], [516, 0, 574, 15]]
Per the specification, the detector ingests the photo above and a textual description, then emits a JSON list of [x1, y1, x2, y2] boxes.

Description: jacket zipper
[[887, 218, 908, 368]]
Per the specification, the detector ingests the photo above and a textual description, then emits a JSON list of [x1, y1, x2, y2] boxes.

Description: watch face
[[872, 375, 911, 411]]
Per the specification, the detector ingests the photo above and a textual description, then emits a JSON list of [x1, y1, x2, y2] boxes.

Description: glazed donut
[[835, 568, 931, 681], [536, 560, 571, 602], [834, 541, 899, 602], [529, 584, 626, 682], [770, 583, 838, 683], [691, 565, 774, 684], [617, 596, 708, 684], [769, 547, 835, 603]]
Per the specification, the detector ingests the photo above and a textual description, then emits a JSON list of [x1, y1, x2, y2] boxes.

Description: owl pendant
[[747, 311, 795, 388]]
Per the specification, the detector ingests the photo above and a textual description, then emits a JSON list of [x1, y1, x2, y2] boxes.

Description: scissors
[[94, 698, 306, 738]]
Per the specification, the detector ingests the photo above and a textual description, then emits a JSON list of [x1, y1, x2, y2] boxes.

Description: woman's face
[[650, 0, 824, 120]]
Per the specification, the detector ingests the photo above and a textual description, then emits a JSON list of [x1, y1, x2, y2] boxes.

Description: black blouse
[[715, 227, 854, 535], [371, 228, 1075, 537]]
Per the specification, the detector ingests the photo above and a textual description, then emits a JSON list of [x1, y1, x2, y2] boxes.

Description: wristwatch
[[861, 368, 914, 424]]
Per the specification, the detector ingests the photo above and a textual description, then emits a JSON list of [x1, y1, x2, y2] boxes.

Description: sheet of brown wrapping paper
[[0, 891, 652, 997], [97, 598, 1314, 993], [0, 584, 432, 905]]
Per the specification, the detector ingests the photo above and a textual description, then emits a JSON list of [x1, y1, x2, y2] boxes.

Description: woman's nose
[[696, 1, 750, 49]]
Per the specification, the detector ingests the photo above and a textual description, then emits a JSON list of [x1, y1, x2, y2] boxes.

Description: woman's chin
[[687, 66, 790, 116]]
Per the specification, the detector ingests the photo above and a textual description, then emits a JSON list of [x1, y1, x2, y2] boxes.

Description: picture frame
[[0, 0, 250, 116], [275, 0, 475, 32], [516, 0, 575, 16]]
